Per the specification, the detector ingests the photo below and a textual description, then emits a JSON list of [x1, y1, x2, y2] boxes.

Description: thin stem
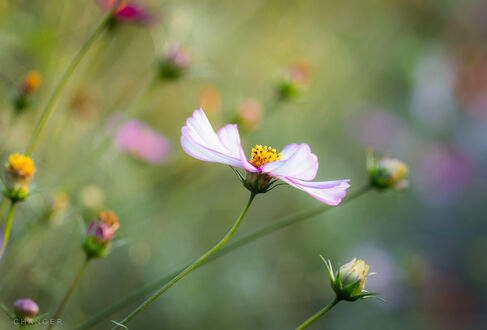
[[296, 297, 341, 329], [75, 185, 371, 330], [111, 192, 257, 329], [0, 201, 17, 258], [0, 197, 8, 225], [47, 260, 89, 330], [25, 14, 111, 156]]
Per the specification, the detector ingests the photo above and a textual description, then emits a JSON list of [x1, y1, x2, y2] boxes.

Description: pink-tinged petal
[[181, 109, 257, 171], [261, 143, 318, 180], [280, 177, 351, 205], [114, 120, 171, 164]]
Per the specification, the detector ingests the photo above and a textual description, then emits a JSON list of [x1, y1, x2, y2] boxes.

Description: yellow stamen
[[249, 145, 282, 168], [6, 153, 35, 179]]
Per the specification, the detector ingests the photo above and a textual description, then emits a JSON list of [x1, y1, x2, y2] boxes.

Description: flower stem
[[111, 192, 257, 329], [24, 13, 111, 156], [296, 297, 341, 329], [75, 185, 371, 330], [47, 260, 90, 330], [0, 201, 17, 258], [0, 197, 9, 225]]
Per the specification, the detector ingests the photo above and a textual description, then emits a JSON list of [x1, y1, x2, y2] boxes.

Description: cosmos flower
[[114, 120, 171, 164], [181, 109, 350, 205], [97, 0, 157, 26]]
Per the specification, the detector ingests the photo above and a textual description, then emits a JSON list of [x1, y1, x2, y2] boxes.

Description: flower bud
[[158, 46, 191, 80], [83, 211, 119, 259], [97, 0, 158, 27], [235, 99, 262, 131], [13, 299, 39, 323], [322, 256, 378, 301], [4, 153, 35, 202], [367, 152, 408, 190], [14, 71, 42, 112], [277, 61, 311, 100]]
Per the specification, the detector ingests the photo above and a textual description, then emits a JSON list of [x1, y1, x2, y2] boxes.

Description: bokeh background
[[1, 0, 486, 329]]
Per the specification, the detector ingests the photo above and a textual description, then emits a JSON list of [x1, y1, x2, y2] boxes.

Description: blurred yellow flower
[[6, 153, 35, 180], [22, 70, 42, 93]]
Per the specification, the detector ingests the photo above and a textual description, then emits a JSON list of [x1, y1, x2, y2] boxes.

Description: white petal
[[181, 109, 257, 171], [261, 143, 318, 180], [280, 177, 351, 205]]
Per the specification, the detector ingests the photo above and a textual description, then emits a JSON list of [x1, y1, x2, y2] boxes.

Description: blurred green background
[[0, 0, 486, 329]]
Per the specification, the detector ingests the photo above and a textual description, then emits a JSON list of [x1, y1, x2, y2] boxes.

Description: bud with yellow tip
[[322, 255, 379, 301], [4, 153, 35, 202], [367, 151, 408, 190], [14, 71, 42, 112]]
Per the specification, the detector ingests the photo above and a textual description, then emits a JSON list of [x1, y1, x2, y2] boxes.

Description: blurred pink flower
[[87, 221, 115, 243], [114, 120, 171, 164], [96, 0, 157, 26], [181, 109, 350, 204]]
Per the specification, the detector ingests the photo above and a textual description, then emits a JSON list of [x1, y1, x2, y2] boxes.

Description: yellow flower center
[[6, 153, 35, 179], [249, 145, 282, 168]]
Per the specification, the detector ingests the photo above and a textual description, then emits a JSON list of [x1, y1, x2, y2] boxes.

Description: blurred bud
[[322, 256, 379, 302], [367, 151, 409, 190], [71, 87, 98, 122], [97, 0, 158, 27], [235, 99, 262, 130], [198, 85, 221, 114], [13, 71, 42, 112], [277, 61, 311, 100], [13, 299, 39, 324], [83, 211, 119, 259], [4, 153, 35, 202], [21, 71, 42, 93], [158, 46, 191, 80]]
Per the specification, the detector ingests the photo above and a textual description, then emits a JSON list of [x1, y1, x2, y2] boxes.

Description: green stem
[[111, 192, 257, 329], [0, 201, 17, 257], [24, 14, 111, 156], [296, 297, 341, 329], [0, 197, 8, 225], [75, 185, 371, 330], [47, 260, 89, 330]]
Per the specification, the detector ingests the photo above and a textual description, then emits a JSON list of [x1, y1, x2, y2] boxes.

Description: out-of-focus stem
[[0, 201, 17, 258], [0, 198, 9, 225], [47, 260, 89, 330], [111, 192, 256, 329], [75, 185, 371, 329], [296, 297, 341, 329], [25, 12, 113, 156]]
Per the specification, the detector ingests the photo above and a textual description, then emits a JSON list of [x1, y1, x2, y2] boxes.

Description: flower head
[[159, 46, 191, 80], [97, 0, 157, 26], [367, 151, 408, 190], [21, 71, 42, 93], [4, 153, 35, 201], [83, 211, 120, 259], [235, 99, 262, 130], [181, 109, 350, 204], [323, 256, 378, 301], [277, 61, 311, 100], [114, 120, 171, 164], [13, 299, 39, 324], [14, 71, 42, 112]]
